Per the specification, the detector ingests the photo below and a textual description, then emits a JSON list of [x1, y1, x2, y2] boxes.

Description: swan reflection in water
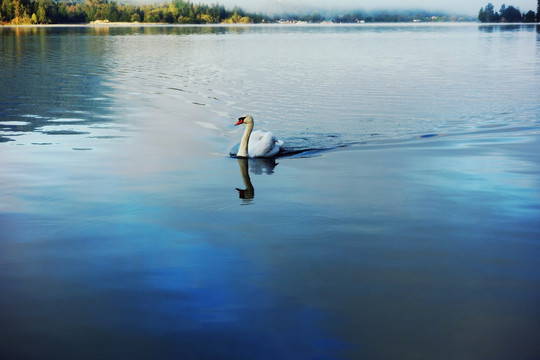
[[235, 157, 278, 202]]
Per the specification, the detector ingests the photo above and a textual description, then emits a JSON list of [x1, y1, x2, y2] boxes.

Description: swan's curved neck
[[238, 122, 253, 157]]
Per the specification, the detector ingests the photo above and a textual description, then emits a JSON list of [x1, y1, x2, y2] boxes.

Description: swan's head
[[235, 115, 253, 126]]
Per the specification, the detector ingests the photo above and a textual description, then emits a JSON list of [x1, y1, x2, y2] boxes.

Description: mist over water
[[1, 24, 540, 360], [210, 0, 538, 17]]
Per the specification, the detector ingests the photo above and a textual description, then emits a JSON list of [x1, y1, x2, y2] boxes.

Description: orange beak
[[235, 117, 245, 126]]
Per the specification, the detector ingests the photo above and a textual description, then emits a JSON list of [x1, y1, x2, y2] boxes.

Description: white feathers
[[236, 115, 283, 158], [248, 130, 283, 158]]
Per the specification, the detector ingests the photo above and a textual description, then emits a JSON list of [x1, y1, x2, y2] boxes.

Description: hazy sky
[[215, 0, 538, 15]]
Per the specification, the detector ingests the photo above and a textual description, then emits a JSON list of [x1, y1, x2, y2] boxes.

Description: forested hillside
[[0, 0, 260, 24]]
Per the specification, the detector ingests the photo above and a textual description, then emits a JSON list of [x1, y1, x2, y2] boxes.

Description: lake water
[[1, 23, 540, 359]]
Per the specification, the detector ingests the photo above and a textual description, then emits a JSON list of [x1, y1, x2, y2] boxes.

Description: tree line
[[280, 10, 475, 23], [478, 2, 540, 22], [0, 0, 477, 25], [0, 0, 263, 25], [2, 0, 539, 25]]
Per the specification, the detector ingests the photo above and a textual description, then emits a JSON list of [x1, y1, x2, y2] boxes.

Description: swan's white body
[[235, 115, 283, 158]]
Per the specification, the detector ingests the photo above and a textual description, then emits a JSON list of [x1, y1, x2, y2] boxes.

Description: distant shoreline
[[2, 21, 488, 27], [5, 22, 540, 28]]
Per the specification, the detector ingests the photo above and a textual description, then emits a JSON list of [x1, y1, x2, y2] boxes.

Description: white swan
[[235, 115, 283, 158]]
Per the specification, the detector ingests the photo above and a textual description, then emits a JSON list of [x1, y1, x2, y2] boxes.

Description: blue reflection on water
[[1, 212, 345, 359]]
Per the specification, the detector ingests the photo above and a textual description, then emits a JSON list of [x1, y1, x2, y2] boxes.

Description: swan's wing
[[249, 130, 266, 142], [265, 138, 283, 158], [248, 131, 283, 158]]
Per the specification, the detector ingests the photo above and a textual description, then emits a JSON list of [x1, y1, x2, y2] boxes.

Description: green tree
[[479, 3, 504, 22], [36, 3, 47, 23], [22, 9, 31, 23], [478, 7, 487, 22], [10, 0, 22, 24], [523, 10, 536, 22], [500, 5, 521, 22], [0, 0, 13, 22], [144, 8, 160, 22], [57, 2, 68, 22], [485, 3, 496, 21]]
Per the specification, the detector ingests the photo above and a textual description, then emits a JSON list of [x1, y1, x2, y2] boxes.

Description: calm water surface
[[1, 24, 540, 359]]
